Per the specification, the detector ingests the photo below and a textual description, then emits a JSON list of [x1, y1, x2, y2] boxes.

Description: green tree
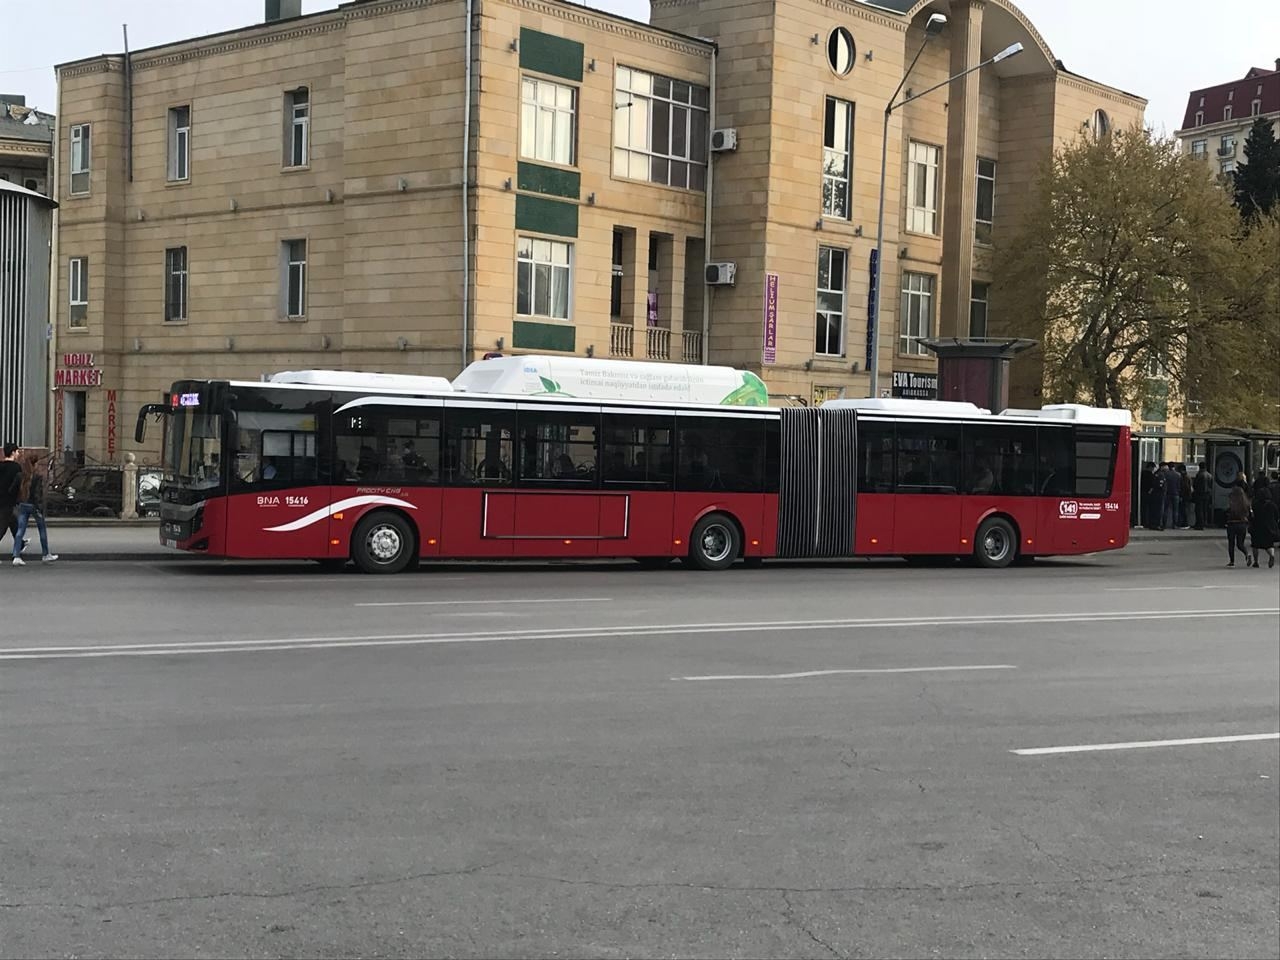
[[993, 126, 1276, 426], [1232, 117, 1280, 223]]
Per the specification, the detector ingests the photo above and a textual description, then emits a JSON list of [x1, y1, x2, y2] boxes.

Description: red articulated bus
[[136, 356, 1130, 573]]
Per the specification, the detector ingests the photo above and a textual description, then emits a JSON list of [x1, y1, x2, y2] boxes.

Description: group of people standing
[[1225, 473, 1279, 569], [1139, 461, 1208, 531], [0, 443, 58, 566]]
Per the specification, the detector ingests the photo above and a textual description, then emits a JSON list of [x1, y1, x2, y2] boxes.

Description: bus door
[[891, 423, 962, 555], [438, 406, 515, 558], [509, 406, 602, 558], [332, 399, 445, 560]]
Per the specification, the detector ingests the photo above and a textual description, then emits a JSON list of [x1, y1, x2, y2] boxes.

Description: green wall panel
[[519, 28, 584, 82], [515, 194, 578, 238], [517, 161, 580, 199], [513, 320, 576, 353]]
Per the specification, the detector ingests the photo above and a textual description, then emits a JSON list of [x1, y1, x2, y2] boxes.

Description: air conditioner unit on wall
[[705, 262, 737, 286], [710, 128, 738, 152]]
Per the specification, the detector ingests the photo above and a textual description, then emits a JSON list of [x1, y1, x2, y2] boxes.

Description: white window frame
[[520, 77, 577, 167], [969, 281, 989, 339], [69, 256, 88, 328], [1252, 99, 1262, 117], [906, 141, 940, 235], [1223, 105, 1233, 122], [1194, 110, 1204, 126], [612, 66, 710, 191], [165, 247, 188, 323], [899, 271, 934, 356], [975, 157, 996, 244], [69, 123, 91, 195], [822, 97, 853, 219], [516, 236, 573, 321], [168, 105, 190, 182], [285, 87, 310, 168], [283, 239, 307, 319], [1222, 160, 1236, 175], [815, 246, 847, 357]]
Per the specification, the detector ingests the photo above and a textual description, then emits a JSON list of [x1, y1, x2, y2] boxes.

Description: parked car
[[44, 466, 162, 518]]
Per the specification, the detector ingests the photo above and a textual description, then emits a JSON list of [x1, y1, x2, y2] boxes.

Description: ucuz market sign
[[55, 352, 103, 387]]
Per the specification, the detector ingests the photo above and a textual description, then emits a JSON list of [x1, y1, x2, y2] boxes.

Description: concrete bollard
[[122, 452, 138, 520]]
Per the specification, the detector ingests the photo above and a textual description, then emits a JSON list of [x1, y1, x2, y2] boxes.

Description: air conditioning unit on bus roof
[[269, 369, 454, 392]]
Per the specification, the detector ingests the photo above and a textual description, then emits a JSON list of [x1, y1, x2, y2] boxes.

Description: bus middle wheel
[[352, 511, 416, 574], [974, 516, 1016, 569], [687, 513, 740, 571]]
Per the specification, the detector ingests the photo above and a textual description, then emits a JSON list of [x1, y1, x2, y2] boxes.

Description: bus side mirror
[[135, 404, 167, 444]]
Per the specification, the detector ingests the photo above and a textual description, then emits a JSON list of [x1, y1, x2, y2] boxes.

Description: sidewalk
[[1127, 527, 1223, 543]]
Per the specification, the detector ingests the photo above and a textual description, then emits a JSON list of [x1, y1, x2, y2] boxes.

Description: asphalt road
[[1, 540, 1277, 959]]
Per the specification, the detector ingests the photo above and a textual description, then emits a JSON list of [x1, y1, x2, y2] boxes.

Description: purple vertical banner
[[762, 272, 779, 366]]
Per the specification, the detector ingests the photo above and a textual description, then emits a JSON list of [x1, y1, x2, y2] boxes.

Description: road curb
[[44, 519, 160, 528]]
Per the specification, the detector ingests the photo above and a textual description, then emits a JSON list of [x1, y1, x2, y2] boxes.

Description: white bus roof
[[824, 398, 992, 416], [268, 369, 454, 392], [451, 355, 769, 407], [1000, 404, 1132, 426]]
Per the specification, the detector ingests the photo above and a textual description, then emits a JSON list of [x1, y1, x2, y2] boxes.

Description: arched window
[[1091, 109, 1111, 138]]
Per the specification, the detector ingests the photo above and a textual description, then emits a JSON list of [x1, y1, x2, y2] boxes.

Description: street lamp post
[[868, 22, 1024, 398]]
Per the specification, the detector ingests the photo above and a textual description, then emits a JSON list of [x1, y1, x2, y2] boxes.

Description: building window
[[969, 282, 989, 338], [1194, 110, 1204, 126], [1252, 99, 1262, 117], [285, 87, 309, 167], [283, 239, 307, 318], [1091, 109, 1111, 138], [975, 157, 995, 244], [165, 247, 188, 322], [906, 141, 940, 234], [69, 123, 90, 195], [1227, 90, 1234, 101], [815, 246, 847, 356], [900, 272, 934, 356], [827, 27, 855, 76], [1220, 134, 1236, 156], [610, 230, 624, 320], [1198, 95, 1205, 107], [168, 105, 190, 182], [613, 66, 709, 191], [822, 97, 853, 219], [69, 257, 88, 328], [1222, 160, 1236, 175], [1191, 139, 1207, 158], [516, 236, 572, 320], [521, 77, 577, 167], [1223, 105, 1232, 121]]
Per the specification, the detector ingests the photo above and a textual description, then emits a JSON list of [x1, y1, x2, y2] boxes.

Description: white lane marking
[[676, 664, 1017, 681], [355, 597, 613, 608], [1104, 585, 1235, 593], [1012, 733, 1280, 756], [2, 608, 1277, 662]]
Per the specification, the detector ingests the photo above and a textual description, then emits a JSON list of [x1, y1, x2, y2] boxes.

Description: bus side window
[[517, 409, 599, 486], [443, 408, 515, 485], [602, 414, 674, 488], [962, 425, 1037, 495], [896, 423, 959, 494], [1075, 427, 1118, 497], [1037, 427, 1075, 496], [675, 416, 765, 493], [857, 422, 894, 493]]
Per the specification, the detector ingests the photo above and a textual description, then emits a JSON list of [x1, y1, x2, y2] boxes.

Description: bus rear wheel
[[686, 513, 740, 571], [352, 511, 416, 575], [974, 517, 1016, 569]]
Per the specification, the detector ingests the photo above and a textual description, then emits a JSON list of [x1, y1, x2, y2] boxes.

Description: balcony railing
[[609, 322, 634, 359], [646, 326, 671, 361], [1217, 143, 1236, 157], [681, 330, 703, 364]]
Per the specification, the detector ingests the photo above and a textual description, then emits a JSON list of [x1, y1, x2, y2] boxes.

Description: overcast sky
[[4, 0, 1277, 135]]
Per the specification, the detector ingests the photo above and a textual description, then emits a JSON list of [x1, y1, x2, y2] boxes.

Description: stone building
[[1175, 59, 1279, 180], [54, 0, 1143, 464]]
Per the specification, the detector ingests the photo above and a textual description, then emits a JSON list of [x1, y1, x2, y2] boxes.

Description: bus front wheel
[[974, 517, 1016, 569], [686, 513, 740, 571], [352, 511, 416, 575]]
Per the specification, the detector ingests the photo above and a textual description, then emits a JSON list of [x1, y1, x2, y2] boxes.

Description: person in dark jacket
[[1225, 478, 1251, 567], [1251, 483, 1278, 569], [1140, 462, 1159, 529], [1160, 462, 1180, 531], [10, 450, 57, 566], [1177, 463, 1192, 528], [1192, 460, 1212, 529], [0, 442, 25, 552]]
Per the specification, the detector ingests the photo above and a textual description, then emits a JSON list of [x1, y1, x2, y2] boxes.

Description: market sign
[[55, 352, 103, 387]]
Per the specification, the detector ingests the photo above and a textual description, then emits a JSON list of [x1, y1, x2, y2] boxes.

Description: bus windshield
[[163, 405, 223, 485]]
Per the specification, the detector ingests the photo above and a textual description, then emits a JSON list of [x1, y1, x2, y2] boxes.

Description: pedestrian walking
[[1249, 485, 1279, 569], [1177, 463, 1192, 528], [1225, 478, 1251, 568], [0, 442, 26, 553], [11, 450, 58, 566], [1192, 459, 1212, 529]]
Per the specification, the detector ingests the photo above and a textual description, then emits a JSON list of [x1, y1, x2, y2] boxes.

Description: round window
[[827, 27, 855, 76]]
